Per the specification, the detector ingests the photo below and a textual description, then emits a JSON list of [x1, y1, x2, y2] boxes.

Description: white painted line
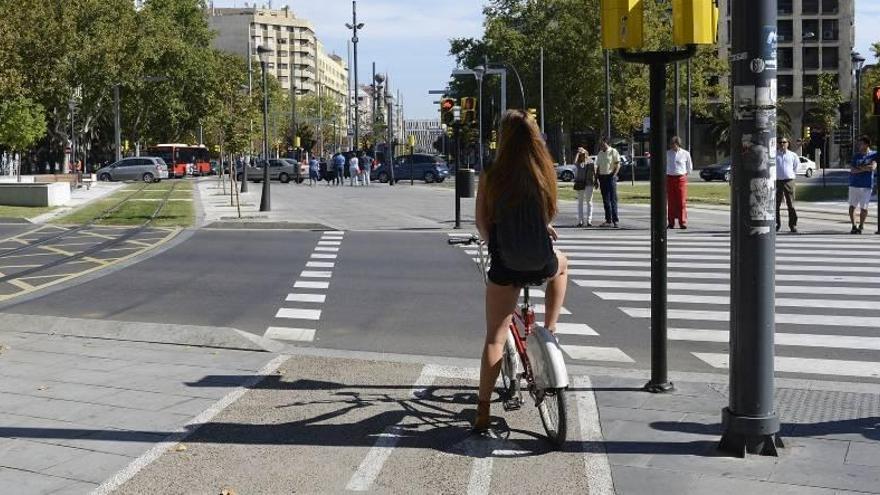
[[562, 345, 635, 363], [285, 293, 327, 303], [275, 308, 322, 320], [306, 261, 335, 268], [310, 253, 338, 259], [317, 240, 342, 246], [523, 288, 546, 297], [692, 352, 880, 379], [570, 269, 880, 284], [294, 281, 330, 289], [264, 326, 316, 342], [575, 376, 616, 495], [555, 323, 599, 336], [346, 366, 436, 491], [566, 252, 880, 266], [466, 455, 493, 495], [574, 279, 880, 295], [596, 291, 880, 310], [314, 246, 340, 252], [564, 244, 878, 258], [621, 307, 880, 328], [670, 328, 880, 350], [92, 354, 289, 495], [422, 364, 480, 380], [532, 305, 571, 315], [300, 270, 332, 278]]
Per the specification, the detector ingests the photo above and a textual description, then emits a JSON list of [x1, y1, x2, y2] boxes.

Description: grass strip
[[55, 181, 194, 226], [0, 205, 55, 220]]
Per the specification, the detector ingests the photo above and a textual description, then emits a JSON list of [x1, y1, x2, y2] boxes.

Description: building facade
[[208, 6, 349, 129], [718, 0, 855, 164]]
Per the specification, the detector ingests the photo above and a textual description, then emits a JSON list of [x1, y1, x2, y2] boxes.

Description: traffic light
[[440, 98, 455, 126], [803, 126, 811, 140], [672, 0, 719, 46], [527, 108, 538, 122], [873, 86, 880, 117], [461, 97, 477, 125], [601, 0, 644, 49]]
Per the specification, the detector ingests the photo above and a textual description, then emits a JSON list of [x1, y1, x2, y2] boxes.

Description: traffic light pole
[[620, 45, 695, 394], [718, 0, 782, 457]]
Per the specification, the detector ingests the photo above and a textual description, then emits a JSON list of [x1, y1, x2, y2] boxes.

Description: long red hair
[[481, 109, 558, 223]]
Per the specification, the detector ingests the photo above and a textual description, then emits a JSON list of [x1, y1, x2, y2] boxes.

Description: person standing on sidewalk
[[595, 136, 621, 228], [775, 136, 799, 233], [349, 153, 361, 186], [308, 156, 320, 187], [665, 136, 693, 229], [573, 147, 597, 227], [849, 135, 877, 234], [333, 153, 346, 186]]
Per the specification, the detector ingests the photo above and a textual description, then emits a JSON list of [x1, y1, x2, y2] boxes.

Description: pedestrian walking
[[849, 135, 877, 234], [308, 156, 319, 187], [333, 153, 346, 186], [573, 147, 597, 227], [595, 136, 621, 228], [361, 153, 372, 186], [349, 154, 361, 186], [665, 136, 693, 229], [775, 136, 799, 233]]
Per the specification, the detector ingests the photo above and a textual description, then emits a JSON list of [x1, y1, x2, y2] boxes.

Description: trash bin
[[456, 168, 476, 198]]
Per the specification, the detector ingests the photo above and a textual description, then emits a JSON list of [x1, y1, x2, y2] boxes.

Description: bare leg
[[850, 205, 856, 227], [543, 251, 569, 330], [475, 281, 520, 429], [860, 208, 868, 230]]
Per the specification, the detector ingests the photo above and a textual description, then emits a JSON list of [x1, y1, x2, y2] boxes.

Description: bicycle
[[448, 234, 570, 447]]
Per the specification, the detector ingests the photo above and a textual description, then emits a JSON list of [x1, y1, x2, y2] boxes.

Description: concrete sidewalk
[[112, 348, 880, 494]]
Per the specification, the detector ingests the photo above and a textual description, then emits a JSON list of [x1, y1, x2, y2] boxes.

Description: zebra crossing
[[447, 233, 637, 365], [556, 231, 880, 380]]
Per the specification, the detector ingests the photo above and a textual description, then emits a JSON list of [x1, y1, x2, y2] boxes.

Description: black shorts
[[487, 251, 559, 287]]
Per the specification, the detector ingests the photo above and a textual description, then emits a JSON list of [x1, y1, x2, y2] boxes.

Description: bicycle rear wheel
[[500, 333, 521, 398], [537, 388, 568, 447]]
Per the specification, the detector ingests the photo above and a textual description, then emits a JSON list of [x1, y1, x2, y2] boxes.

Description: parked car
[[96, 156, 169, 183], [554, 163, 577, 182], [797, 156, 816, 177], [237, 158, 300, 183], [700, 159, 732, 182], [373, 154, 450, 183], [617, 156, 651, 181], [280, 158, 308, 183]]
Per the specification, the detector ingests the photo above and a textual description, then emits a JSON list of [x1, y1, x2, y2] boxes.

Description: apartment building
[[718, 0, 855, 162], [208, 6, 349, 128]]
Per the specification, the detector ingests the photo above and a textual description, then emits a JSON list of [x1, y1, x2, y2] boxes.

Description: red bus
[[148, 144, 211, 178]]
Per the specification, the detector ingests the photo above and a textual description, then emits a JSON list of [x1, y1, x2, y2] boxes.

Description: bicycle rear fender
[[526, 326, 570, 389]]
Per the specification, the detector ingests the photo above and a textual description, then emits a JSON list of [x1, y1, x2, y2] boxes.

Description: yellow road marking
[[82, 257, 109, 266], [0, 264, 42, 270], [17, 273, 84, 283], [124, 239, 153, 247], [7, 279, 35, 290], [1, 252, 57, 259], [38, 246, 78, 257]]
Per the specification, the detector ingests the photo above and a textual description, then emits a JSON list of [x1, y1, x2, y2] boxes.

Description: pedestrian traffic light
[[873, 86, 880, 117], [672, 0, 719, 46], [803, 126, 811, 140], [461, 97, 477, 125], [527, 108, 538, 122], [440, 98, 455, 126], [294, 136, 301, 148], [600, 0, 644, 49]]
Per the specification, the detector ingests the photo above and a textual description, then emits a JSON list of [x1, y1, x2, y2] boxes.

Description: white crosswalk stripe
[[555, 232, 880, 379]]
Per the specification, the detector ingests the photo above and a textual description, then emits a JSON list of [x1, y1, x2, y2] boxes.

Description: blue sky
[[214, 0, 879, 119]]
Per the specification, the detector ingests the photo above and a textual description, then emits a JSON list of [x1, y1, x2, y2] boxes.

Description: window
[[279, 63, 289, 70], [803, 75, 818, 97], [778, 48, 793, 69], [778, 0, 792, 14], [802, 20, 819, 41], [802, 0, 819, 14], [267, 63, 275, 69], [803, 47, 819, 69], [778, 75, 794, 97], [821, 0, 838, 14], [822, 47, 838, 69], [777, 20, 793, 42], [279, 76, 289, 83], [277, 50, 288, 58], [277, 38, 287, 44], [821, 19, 838, 41]]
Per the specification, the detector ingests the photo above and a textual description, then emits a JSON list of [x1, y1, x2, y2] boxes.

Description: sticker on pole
[[761, 26, 777, 70]]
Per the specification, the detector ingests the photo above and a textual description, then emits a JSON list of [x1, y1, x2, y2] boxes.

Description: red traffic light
[[873, 86, 880, 117], [440, 98, 455, 111]]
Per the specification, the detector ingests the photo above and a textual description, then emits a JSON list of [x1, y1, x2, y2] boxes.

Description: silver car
[[555, 163, 577, 182], [239, 158, 300, 183], [96, 157, 169, 183]]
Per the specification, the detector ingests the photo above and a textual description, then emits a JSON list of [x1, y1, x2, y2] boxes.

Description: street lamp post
[[345, 1, 364, 152], [851, 52, 865, 145], [257, 41, 273, 212], [801, 31, 816, 147]]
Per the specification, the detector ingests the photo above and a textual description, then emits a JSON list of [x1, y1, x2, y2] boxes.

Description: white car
[[797, 156, 816, 178]]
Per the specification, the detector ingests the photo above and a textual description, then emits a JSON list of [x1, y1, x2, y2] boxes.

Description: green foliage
[[0, 97, 48, 151], [858, 42, 880, 138], [815, 72, 843, 133]]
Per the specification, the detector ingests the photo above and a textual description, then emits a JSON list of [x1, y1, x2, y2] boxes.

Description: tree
[[0, 97, 48, 178], [813, 72, 844, 166], [858, 42, 880, 140]]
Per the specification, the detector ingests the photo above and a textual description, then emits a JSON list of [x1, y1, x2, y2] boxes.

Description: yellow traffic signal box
[[461, 97, 477, 125], [672, 0, 719, 46], [601, 0, 644, 50]]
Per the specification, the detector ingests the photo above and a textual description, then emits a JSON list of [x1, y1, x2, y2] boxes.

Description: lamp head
[[357, 23, 364, 29], [257, 39, 274, 64]]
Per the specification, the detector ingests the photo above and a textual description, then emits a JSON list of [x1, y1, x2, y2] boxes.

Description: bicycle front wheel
[[537, 388, 568, 447], [500, 333, 521, 398]]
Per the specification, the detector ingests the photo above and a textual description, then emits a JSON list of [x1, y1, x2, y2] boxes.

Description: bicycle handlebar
[[447, 234, 481, 246]]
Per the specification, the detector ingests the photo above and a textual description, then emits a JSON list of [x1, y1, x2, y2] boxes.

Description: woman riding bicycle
[[473, 109, 569, 433]]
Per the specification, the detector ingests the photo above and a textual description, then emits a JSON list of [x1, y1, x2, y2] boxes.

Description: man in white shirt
[[775, 137, 799, 233], [665, 136, 693, 229], [595, 136, 621, 228]]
